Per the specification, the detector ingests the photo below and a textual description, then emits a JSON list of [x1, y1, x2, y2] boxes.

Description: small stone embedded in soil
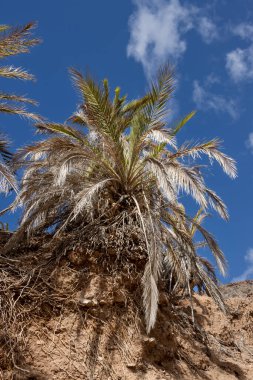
[[54, 327, 66, 334], [113, 291, 125, 303], [143, 337, 156, 346], [78, 298, 98, 307], [36, 339, 44, 345], [126, 362, 137, 368]]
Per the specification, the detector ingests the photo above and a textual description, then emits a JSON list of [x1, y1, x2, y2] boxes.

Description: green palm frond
[[147, 64, 175, 126], [171, 110, 196, 136], [36, 122, 86, 142]]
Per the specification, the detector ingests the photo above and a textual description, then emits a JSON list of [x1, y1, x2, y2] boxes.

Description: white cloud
[[127, 0, 218, 76], [127, 0, 193, 76], [226, 45, 253, 82], [226, 23, 253, 82], [232, 248, 253, 282], [192, 80, 238, 120], [197, 17, 218, 44], [233, 23, 253, 41], [246, 132, 253, 152]]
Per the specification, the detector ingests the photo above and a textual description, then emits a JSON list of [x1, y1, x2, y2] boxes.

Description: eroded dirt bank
[[0, 235, 252, 380]]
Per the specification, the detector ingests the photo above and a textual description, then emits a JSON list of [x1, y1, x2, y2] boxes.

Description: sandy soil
[[2, 281, 251, 380], [0, 235, 252, 380]]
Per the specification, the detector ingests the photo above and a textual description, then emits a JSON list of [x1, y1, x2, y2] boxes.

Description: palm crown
[[0, 22, 40, 198], [11, 65, 237, 332]]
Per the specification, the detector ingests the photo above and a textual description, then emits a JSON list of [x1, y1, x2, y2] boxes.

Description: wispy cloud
[[197, 17, 218, 44], [232, 248, 253, 282], [246, 132, 253, 152], [233, 23, 253, 40], [226, 46, 253, 82], [226, 23, 253, 82], [192, 79, 239, 120], [127, 0, 218, 76]]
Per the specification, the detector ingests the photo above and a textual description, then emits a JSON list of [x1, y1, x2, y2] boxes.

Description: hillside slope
[[0, 234, 252, 380], [24, 282, 253, 380]]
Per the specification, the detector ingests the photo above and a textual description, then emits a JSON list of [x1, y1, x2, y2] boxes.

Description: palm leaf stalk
[[8, 65, 236, 333]]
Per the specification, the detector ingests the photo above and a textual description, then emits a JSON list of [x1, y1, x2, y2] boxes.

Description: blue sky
[[1, 0, 253, 282]]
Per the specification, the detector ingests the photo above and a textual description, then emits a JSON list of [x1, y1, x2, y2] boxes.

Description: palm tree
[[9, 65, 236, 333], [0, 22, 40, 198]]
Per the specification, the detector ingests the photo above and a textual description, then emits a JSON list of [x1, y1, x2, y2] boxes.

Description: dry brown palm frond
[[8, 64, 236, 333], [192, 221, 227, 277], [198, 256, 217, 284], [195, 260, 227, 313]]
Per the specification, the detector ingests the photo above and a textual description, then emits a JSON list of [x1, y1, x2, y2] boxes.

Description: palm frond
[[36, 122, 85, 143], [0, 22, 39, 200], [196, 260, 227, 313], [0, 92, 37, 105], [189, 217, 227, 276], [171, 110, 196, 136], [169, 139, 237, 179], [0, 66, 35, 80], [0, 161, 18, 194], [0, 103, 41, 122], [205, 188, 229, 220], [0, 22, 40, 58], [0, 138, 12, 162]]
